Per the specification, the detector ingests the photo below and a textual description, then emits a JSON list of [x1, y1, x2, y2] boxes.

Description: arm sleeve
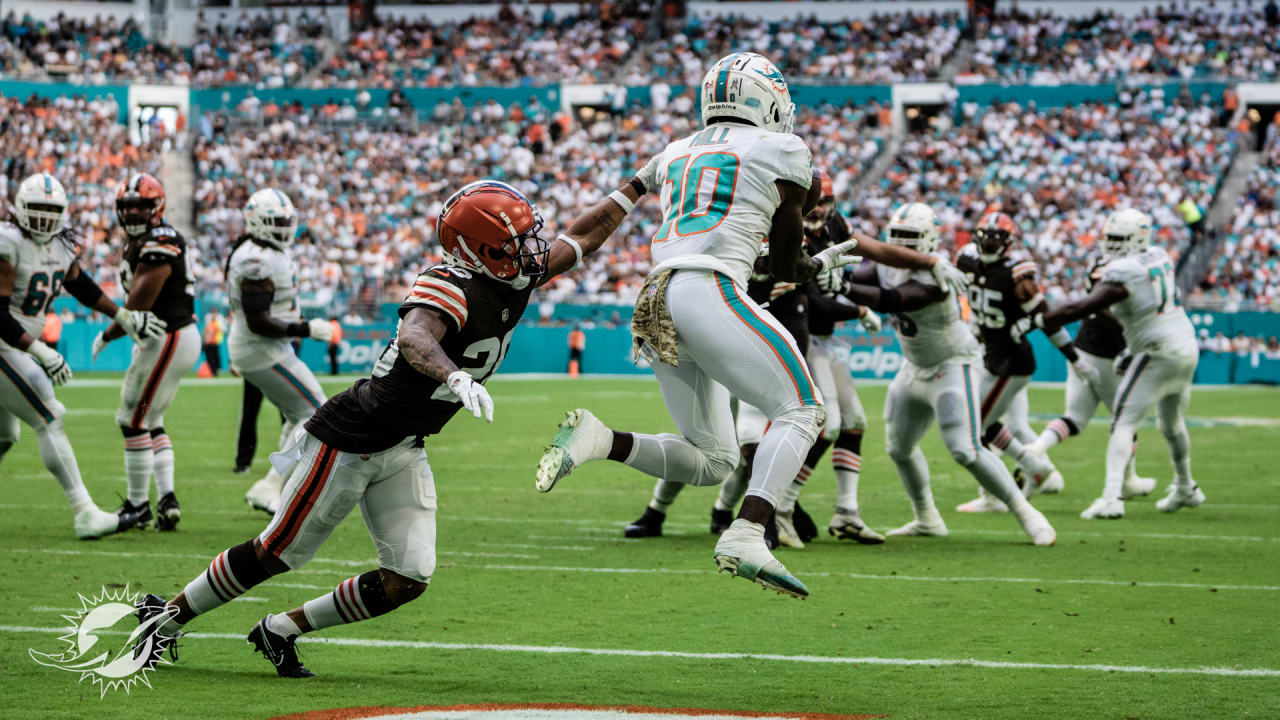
[[63, 267, 106, 306], [0, 296, 26, 347], [401, 269, 469, 331]]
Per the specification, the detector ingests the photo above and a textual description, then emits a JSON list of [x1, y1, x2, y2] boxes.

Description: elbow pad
[[63, 270, 105, 307], [873, 287, 904, 313], [0, 296, 27, 347]]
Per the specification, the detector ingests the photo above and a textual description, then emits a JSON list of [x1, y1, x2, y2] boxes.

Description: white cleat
[[1155, 483, 1205, 513], [1013, 504, 1057, 546], [74, 507, 122, 540], [1080, 495, 1125, 519], [773, 510, 805, 549], [1018, 449, 1058, 490], [245, 476, 284, 516], [713, 519, 809, 598], [1039, 470, 1064, 494], [1121, 474, 1157, 499], [957, 489, 1009, 513], [827, 510, 885, 544], [535, 408, 614, 493], [886, 509, 948, 537]]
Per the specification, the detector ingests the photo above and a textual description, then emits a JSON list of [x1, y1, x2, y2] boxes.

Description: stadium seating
[[1195, 133, 1280, 310]]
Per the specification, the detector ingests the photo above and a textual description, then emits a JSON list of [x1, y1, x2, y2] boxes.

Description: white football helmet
[[1100, 208, 1152, 260], [885, 202, 941, 254], [701, 52, 796, 134], [13, 172, 68, 244], [244, 188, 298, 247]]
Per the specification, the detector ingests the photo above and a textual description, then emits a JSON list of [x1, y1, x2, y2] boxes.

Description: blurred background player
[[96, 173, 201, 530], [1042, 209, 1201, 519], [227, 189, 334, 515], [0, 172, 163, 538], [134, 177, 642, 679], [839, 203, 1056, 546], [951, 211, 1098, 512]]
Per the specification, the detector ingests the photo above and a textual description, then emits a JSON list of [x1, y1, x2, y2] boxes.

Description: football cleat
[[117, 498, 152, 530], [155, 492, 181, 531], [133, 593, 180, 669], [1080, 496, 1125, 519], [774, 509, 804, 549], [248, 617, 316, 678], [535, 408, 613, 493], [713, 519, 809, 598], [956, 488, 1009, 513], [1013, 504, 1057, 546], [709, 507, 734, 535], [1155, 483, 1205, 512], [792, 501, 818, 543], [624, 507, 665, 538], [1121, 474, 1157, 499], [886, 509, 948, 537], [1017, 449, 1058, 489], [232, 464, 251, 474], [75, 507, 127, 540], [245, 475, 284, 516], [827, 509, 885, 544], [1023, 468, 1065, 498]]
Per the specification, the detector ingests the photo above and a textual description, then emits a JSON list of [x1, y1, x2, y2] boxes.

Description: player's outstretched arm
[[1042, 282, 1128, 327], [95, 260, 171, 342], [843, 279, 945, 315], [850, 233, 934, 270], [767, 180, 820, 283], [399, 306, 492, 421], [1014, 274, 1080, 363], [539, 169, 650, 285]]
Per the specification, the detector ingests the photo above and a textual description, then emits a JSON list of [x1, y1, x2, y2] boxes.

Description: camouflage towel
[[630, 269, 679, 366]]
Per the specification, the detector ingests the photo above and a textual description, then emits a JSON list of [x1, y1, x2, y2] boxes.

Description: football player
[[951, 211, 1100, 512], [1041, 209, 1200, 519], [1025, 257, 1156, 500], [0, 172, 163, 538], [94, 173, 201, 530], [225, 189, 334, 516], [133, 178, 643, 678], [532, 53, 968, 599], [838, 203, 1057, 546], [773, 169, 884, 547]]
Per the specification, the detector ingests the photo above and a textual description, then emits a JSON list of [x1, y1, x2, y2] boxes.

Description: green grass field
[[1, 376, 1278, 720]]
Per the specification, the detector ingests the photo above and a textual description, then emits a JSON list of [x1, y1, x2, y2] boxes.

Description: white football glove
[[930, 257, 969, 296], [858, 309, 882, 334], [114, 308, 168, 341], [307, 318, 334, 343], [817, 267, 844, 293], [1072, 359, 1102, 392], [27, 340, 72, 386], [447, 370, 494, 423], [633, 154, 661, 194], [813, 239, 860, 273], [91, 331, 109, 361]]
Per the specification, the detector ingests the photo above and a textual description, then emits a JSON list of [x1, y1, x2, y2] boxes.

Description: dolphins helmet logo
[[29, 586, 175, 697]]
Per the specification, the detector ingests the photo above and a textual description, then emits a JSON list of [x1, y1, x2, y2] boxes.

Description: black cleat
[[624, 507, 665, 538], [155, 492, 181, 531], [133, 593, 180, 669], [248, 618, 316, 678], [763, 514, 779, 550], [232, 464, 251, 474], [117, 499, 152, 530], [793, 501, 818, 543], [710, 507, 733, 535]]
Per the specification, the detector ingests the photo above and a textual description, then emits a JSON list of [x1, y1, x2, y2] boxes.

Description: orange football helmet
[[437, 181, 548, 288], [804, 168, 836, 233], [975, 211, 1018, 263], [116, 173, 166, 236]]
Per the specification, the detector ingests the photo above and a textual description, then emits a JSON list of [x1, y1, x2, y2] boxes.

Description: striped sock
[[123, 430, 154, 505], [151, 429, 174, 496], [301, 571, 402, 633], [167, 541, 274, 633], [777, 465, 810, 514], [831, 449, 862, 512]]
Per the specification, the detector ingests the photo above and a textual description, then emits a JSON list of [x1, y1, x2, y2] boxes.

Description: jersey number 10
[[653, 152, 740, 241]]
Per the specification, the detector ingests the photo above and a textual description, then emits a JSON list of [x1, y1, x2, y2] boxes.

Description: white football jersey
[[877, 256, 979, 369], [1100, 247, 1197, 356], [648, 122, 812, 287], [226, 239, 301, 371], [0, 222, 79, 340]]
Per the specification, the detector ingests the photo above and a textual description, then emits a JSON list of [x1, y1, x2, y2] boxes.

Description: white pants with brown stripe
[[976, 368, 1031, 431], [1102, 349, 1198, 499], [115, 324, 201, 430], [238, 350, 327, 448], [0, 347, 66, 441], [258, 431, 437, 583]]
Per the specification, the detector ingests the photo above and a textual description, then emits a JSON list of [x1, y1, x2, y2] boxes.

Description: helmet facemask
[[804, 199, 833, 233], [17, 200, 67, 243], [976, 227, 1012, 263], [117, 197, 161, 236]]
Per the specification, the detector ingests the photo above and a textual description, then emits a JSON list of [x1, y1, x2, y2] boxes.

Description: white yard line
[[30, 547, 1273, 592], [3, 624, 1275, 678], [475, 542, 596, 552]]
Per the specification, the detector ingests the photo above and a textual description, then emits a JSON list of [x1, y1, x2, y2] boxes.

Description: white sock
[[35, 420, 94, 514], [714, 462, 748, 512], [648, 478, 684, 513], [152, 431, 175, 496], [124, 431, 154, 504], [831, 449, 861, 512], [266, 612, 303, 639], [892, 447, 937, 517]]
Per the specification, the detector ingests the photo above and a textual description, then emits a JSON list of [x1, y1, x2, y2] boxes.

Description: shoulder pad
[[765, 133, 813, 189], [141, 229, 184, 259], [405, 266, 471, 330], [233, 252, 271, 281], [1100, 257, 1140, 284], [1008, 252, 1037, 281]]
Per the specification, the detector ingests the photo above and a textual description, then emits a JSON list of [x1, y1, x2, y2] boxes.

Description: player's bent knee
[[379, 568, 429, 606], [945, 443, 980, 467], [690, 447, 737, 487], [251, 538, 294, 576]]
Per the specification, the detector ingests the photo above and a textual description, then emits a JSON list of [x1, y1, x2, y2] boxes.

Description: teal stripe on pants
[[0, 354, 54, 423], [715, 273, 816, 406], [272, 363, 321, 409]]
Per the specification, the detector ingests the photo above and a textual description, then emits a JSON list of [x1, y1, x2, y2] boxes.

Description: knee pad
[[691, 445, 738, 487], [771, 403, 825, 444], [936, 392, 980, 466], [367, 569, 428, 613]]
